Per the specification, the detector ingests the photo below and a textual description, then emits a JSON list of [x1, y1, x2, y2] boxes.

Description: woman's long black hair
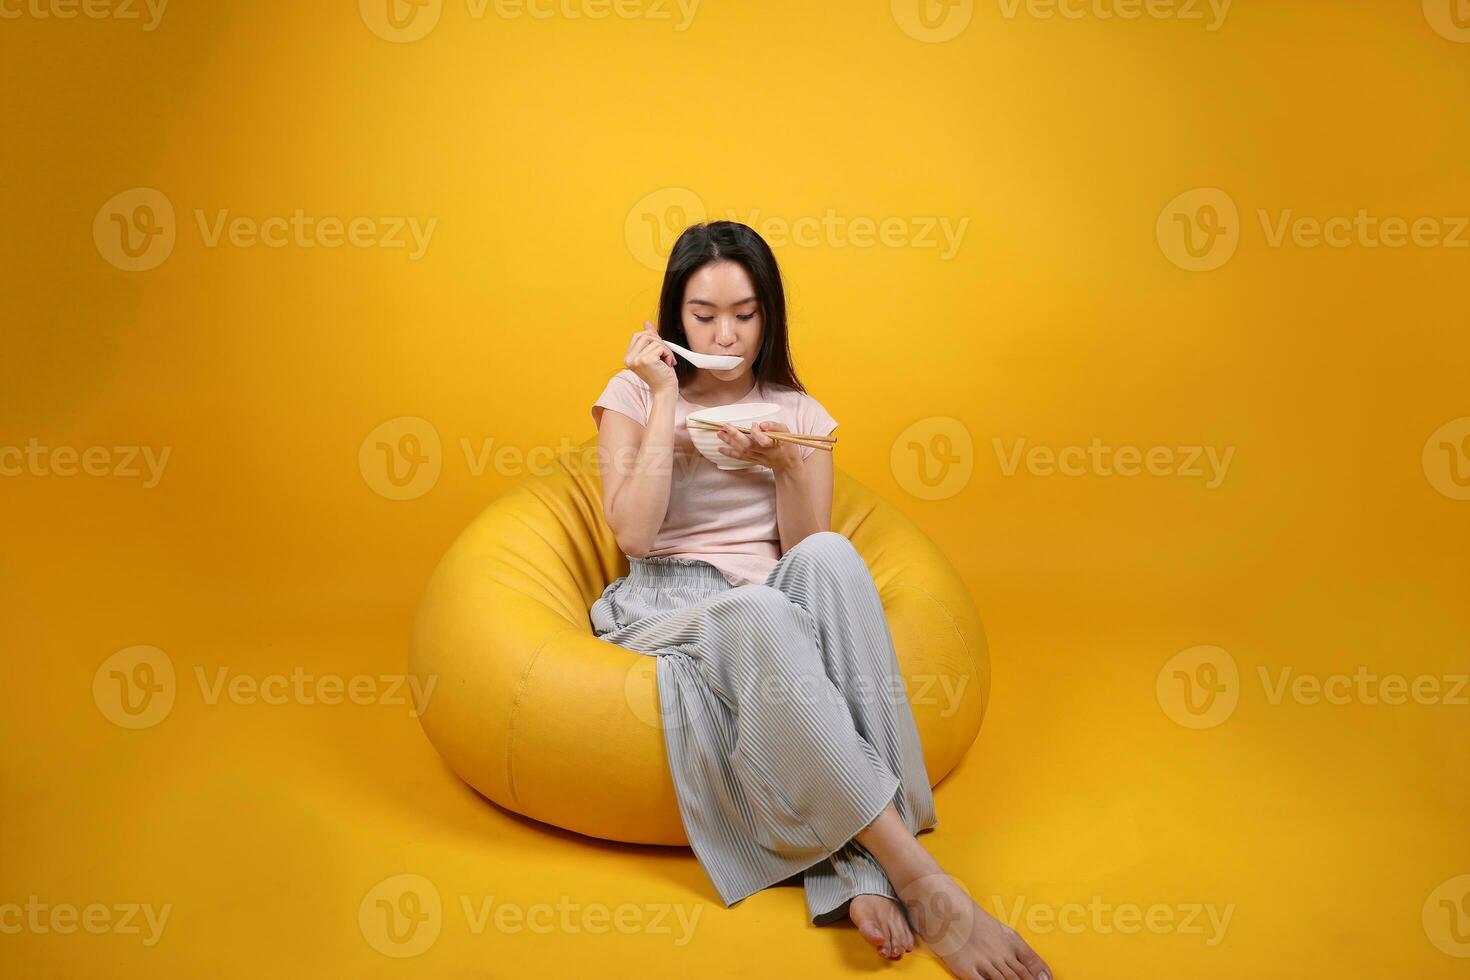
[[657, 221, 808, 394]]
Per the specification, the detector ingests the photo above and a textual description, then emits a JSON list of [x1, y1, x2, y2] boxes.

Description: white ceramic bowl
[[686, 402, 785, 471]]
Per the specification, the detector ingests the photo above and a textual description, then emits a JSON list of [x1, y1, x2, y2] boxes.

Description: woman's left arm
[[716, 421, 834, 553]]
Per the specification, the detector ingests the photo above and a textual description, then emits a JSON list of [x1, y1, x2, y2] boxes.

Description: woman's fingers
[[631, 325, 675, 368], [624, 331, 650, 364], [750, 421, 787, 448], [627, 335, 670, 370], [720, 426, 758, 457], [639, 322, 673, 365]]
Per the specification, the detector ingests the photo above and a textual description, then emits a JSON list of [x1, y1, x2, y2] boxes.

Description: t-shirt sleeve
[[795, 393, 838, 461], [591, 370, 651, 429]]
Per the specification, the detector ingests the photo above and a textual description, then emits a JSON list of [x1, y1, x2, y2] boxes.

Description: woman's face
[[681, 260, 762, 382]]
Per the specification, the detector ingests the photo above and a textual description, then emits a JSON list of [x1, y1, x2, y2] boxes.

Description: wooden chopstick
[[686, 418, 835, 452], [760, 432, 832, 453], [686, 419, 835, 443], [686, 418, 835, 442]]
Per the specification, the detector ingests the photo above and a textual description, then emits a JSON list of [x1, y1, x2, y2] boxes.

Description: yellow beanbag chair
[[409, 436, 989, 846]]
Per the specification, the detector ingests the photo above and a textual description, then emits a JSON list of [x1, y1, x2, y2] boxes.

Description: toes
[[890, 907, 914, 956], [1016, 943, 1051, 980], [855, 914, 885, 948], [875, 914, 902, 959], [851, 895, 921, 960], [889, 916, 913, 955], [1008, 956, 1038, 980]]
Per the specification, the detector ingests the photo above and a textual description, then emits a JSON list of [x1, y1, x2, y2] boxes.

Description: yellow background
[[3, 0, 1468, 975]]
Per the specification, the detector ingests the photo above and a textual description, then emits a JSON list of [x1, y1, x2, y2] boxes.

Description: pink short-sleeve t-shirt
[[591, 368, 839, 588]]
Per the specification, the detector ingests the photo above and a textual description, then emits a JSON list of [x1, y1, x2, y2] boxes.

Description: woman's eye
[[693, 315, 713, 323], [737, 313, 756, 321]]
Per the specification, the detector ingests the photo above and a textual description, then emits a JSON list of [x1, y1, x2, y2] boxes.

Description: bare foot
[[898, 873, 1051, 980], [848, 893, 915, 960]]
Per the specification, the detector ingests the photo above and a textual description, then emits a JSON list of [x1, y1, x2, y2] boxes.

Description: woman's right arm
[[598, 323, 680, 558]]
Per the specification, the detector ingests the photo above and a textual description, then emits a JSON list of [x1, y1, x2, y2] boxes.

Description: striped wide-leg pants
[[589, 530, 938, 925]]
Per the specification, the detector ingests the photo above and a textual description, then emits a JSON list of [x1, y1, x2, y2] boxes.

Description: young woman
[[590, 221, 1050, 980]]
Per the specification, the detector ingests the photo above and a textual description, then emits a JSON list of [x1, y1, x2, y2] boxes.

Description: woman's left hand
[[717, 421, 802, 474]]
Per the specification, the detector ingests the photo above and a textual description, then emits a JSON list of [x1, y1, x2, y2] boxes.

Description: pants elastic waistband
[[624, 555, 730, 589]]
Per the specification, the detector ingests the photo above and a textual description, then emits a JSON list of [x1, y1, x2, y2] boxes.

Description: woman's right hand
[[625, 320, 679, 394]]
